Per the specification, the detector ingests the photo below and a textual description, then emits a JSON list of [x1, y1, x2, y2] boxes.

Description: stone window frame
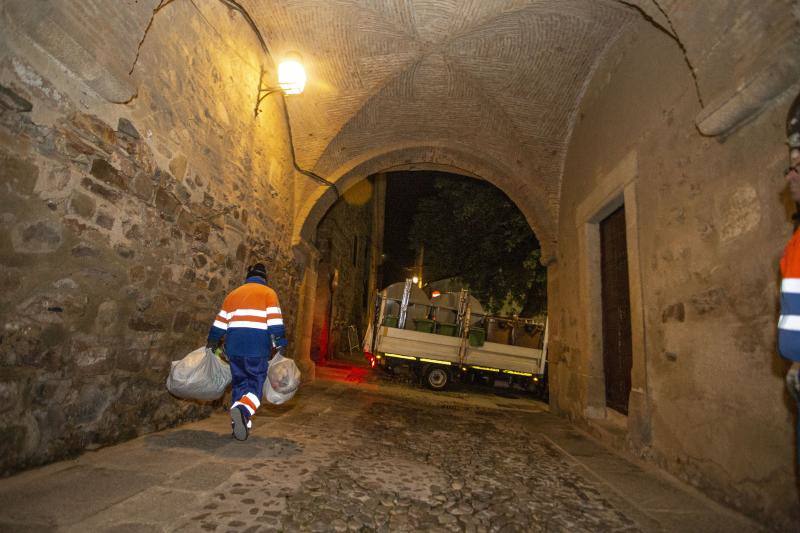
[[575, 151, 650, 442]]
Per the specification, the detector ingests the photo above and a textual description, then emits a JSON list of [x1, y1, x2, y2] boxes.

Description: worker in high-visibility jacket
[[780, 143, 800, 463], [207, 263, 287, 441]]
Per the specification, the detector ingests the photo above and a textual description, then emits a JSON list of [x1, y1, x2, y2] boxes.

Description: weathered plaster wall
[[310, 179, 378, 361], [0, 1, 308, 474], [548, 21, 800, 529]]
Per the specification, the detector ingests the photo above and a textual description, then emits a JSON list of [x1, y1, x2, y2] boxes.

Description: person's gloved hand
[[788, 362, 800, 401], [206, 339, 220, 352], [273, 346, 286, 360]]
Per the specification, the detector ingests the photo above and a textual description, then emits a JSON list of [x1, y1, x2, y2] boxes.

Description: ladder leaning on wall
[[345, 324, 360, 356]]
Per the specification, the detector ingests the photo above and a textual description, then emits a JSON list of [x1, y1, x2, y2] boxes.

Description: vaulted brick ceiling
[[7, 0, 789, 258], [252, 0, 635, 252]]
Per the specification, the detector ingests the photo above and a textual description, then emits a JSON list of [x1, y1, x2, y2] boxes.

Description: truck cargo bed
[[375, 326, 544, 375]]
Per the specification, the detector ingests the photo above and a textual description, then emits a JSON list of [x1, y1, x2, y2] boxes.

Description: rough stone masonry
[[0, 85, 301, 474], [0, 0, 307, 475], [1, 1, 800, 530]]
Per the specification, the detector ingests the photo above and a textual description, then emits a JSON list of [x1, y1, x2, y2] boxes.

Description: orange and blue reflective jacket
[[207, 277, 287, 357], [780, 230, 800, 362]]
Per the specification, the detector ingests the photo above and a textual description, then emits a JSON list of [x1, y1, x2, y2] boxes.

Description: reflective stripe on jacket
[[780, 230, 800, 362], [208, 276, 287, 357]]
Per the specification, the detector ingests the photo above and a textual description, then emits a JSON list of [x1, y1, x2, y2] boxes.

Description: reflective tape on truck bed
[[380, 353, 537, 377], [419, 357, 451, 366], [502, 369, 533, 377], [384, 353, 416, 360]]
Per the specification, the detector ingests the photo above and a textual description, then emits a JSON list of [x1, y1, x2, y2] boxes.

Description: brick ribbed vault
[[3, 0, 794, 262], [250, 0, 635, 261], [245, 0, 798, 262]]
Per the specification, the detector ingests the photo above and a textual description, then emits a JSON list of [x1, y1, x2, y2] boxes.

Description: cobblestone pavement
[[0, 367, 760, 532]]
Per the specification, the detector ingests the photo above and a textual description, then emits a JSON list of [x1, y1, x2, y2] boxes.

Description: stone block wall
[[0, 1, 305, 474], [548, 21, 800, 529], [310, 179, 378, 361]]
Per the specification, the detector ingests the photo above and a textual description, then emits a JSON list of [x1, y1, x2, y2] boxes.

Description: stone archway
[[293, 143, 558, 264], [290, 143, 557, 377]]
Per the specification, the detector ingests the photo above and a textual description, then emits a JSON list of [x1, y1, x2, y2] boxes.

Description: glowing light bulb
[[278, 53, 306, 95], [412, 276, 419, 284]]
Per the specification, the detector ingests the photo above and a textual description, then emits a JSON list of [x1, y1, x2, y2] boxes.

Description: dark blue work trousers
[[229, 355, 269, 420]]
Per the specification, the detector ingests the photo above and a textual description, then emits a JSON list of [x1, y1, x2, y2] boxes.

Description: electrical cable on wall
[[131, 0, 339, 196], [277, 92, 340, 193], [216, 0, 340, 196], [216, 0, 340, 195]]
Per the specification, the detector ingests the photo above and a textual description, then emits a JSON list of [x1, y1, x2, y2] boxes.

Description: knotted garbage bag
[[263, 352, 301, 405], [166, 347, 231, 401]]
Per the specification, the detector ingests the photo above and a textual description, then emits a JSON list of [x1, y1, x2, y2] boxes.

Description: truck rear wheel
[[423, 365, 449, 390]]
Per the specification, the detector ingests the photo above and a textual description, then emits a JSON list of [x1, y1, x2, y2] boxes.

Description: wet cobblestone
[[0, 378, 757, 532], [180, 393, 639, 532]]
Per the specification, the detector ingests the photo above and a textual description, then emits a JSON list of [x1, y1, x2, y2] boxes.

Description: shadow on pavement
[[144, 430, 303, 458]]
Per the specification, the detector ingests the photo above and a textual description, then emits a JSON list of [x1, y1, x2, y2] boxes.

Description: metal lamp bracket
[[254, 68, 281, 117]]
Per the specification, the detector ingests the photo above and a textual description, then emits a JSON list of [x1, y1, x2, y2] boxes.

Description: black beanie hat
[[246, 262, 267, 280]]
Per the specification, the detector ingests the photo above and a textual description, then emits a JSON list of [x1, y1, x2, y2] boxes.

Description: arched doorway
[[295, 163, 549, 397], [293, 144, 558, 263]]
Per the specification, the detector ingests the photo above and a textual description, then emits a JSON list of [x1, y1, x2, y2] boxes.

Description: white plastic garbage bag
[[166, 347, 231, 401], [263, 353, 301, 405]]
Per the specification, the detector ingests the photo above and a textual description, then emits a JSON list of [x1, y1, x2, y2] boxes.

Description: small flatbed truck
[[364, 281, 547, 395]]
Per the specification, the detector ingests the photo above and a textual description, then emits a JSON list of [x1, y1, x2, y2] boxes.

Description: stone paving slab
[[0, 464, 162, 528], [0, 375, 763, 532], [68, 487, 201, 532], [87, 442, 206, 475], [539, 426, 755, 531], [161, 462, 241, 491]]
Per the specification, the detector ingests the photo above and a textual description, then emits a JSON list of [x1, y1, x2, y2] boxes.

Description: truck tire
[[423, 365, 449, 391]]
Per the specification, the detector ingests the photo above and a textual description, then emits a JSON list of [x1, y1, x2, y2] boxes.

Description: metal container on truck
[[513, 321, 544, 349], [433, 292, 485, 324], [381, 282, 432, 330], [365, 281, 547, 396], [486, 317, 513, 344]]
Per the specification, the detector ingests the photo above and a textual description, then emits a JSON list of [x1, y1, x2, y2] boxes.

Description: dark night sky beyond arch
[[381, 171, 441, 287]]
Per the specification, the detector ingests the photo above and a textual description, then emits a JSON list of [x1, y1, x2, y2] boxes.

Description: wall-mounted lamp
[[278, 52, 306, 94], [255, 51, 306, 116]]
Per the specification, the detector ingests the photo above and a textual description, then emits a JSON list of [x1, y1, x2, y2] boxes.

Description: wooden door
[[600, 205, 633, 415]]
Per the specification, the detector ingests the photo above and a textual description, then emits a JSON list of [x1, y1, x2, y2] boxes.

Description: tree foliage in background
[[409, 176, 546, 315]]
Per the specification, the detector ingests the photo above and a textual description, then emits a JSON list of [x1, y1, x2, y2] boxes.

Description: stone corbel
[[1, 2, 139, 104], [696, 42, 800, 137]]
